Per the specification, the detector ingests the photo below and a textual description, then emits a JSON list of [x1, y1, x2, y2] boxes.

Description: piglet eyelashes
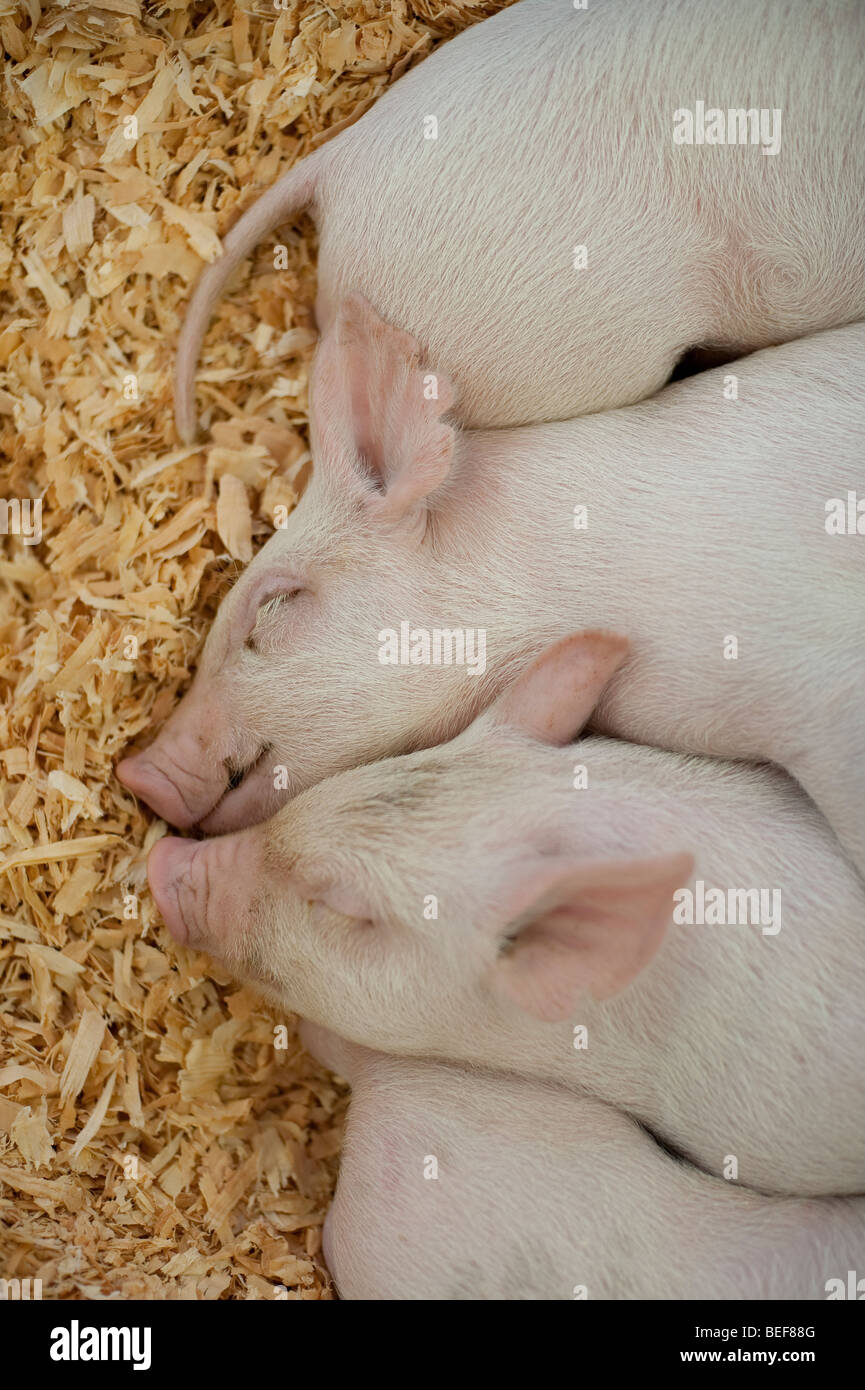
[[223, 744, 272, 792], [245, 588, 305, 650]]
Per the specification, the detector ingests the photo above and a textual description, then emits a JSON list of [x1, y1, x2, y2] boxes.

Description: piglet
[[148, 632, 865, 1197], [124, 303, 865, 880], [300, 1024, 865, 1301], [175, 0, 865, 441]]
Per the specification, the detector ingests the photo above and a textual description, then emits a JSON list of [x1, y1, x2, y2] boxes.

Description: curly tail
[[174, 156, 321, 444]]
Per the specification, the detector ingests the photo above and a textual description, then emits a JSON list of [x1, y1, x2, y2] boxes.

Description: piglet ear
[[489, 631, 630, 746], [310, 293, 456, 520], [493, 852, 693, 1022]]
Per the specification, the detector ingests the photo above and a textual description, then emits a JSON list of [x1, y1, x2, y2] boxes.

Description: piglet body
[[148, 634, 865, 1197], [175, 0, 865, 441], [301, 1028, 865, 1301]]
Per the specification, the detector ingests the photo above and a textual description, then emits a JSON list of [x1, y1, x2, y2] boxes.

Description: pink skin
[[147, 837, 201, 942], [145, 630, 865, 1198], [296, 1027, 865, 1301], [118, 735, 216, 832], [147, 829, 264, 954], [120, 302, 865, 887], [146, 632, 679, 980], [138, 2, 865, 847], [118, 736, 276, 833], [117, 574, 281, 829], [174, 0, 865, 446], [118, 293, 473, 833], [134, 9, 865, 843]]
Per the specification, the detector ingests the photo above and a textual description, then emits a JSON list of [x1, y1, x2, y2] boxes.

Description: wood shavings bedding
[[0, 0, 511, 1300]]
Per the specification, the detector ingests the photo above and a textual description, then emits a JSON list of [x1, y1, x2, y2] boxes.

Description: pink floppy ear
[[489, 631, 630, 746], [310, 292, 456, 520], [493, 852, 694, 1022]]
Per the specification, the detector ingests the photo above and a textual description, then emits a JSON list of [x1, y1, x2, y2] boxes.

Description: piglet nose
[[147, 836, 200, 945], [117, 752, 202, 829], [148, 827, 264, 954]]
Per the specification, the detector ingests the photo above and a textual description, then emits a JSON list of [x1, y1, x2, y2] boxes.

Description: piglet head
[[147, 631, 692, 1055], [119, 293, 486, 833]]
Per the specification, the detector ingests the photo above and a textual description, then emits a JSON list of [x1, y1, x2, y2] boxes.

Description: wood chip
[[59, 1010, 106, 1104], [216, 475, 253, 563]]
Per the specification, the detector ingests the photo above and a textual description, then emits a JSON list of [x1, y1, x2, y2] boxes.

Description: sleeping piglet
[[299, 1024, 865, 1301], [175, 0, 865, 442], [122, 304, 865, 879], [147, 632, 865, 1198]]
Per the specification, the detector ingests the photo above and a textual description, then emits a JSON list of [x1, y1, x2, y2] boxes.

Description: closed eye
[[245, 588, 305, 651]]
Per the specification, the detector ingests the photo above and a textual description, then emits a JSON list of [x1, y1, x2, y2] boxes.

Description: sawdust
[[0, 0, 510, 1299]]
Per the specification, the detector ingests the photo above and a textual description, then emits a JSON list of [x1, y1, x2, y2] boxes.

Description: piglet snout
[[117, 747, 207, 829], [117, 707, 244, 829], [148, 830, 262, 951], [147, 836, 201, 944]]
